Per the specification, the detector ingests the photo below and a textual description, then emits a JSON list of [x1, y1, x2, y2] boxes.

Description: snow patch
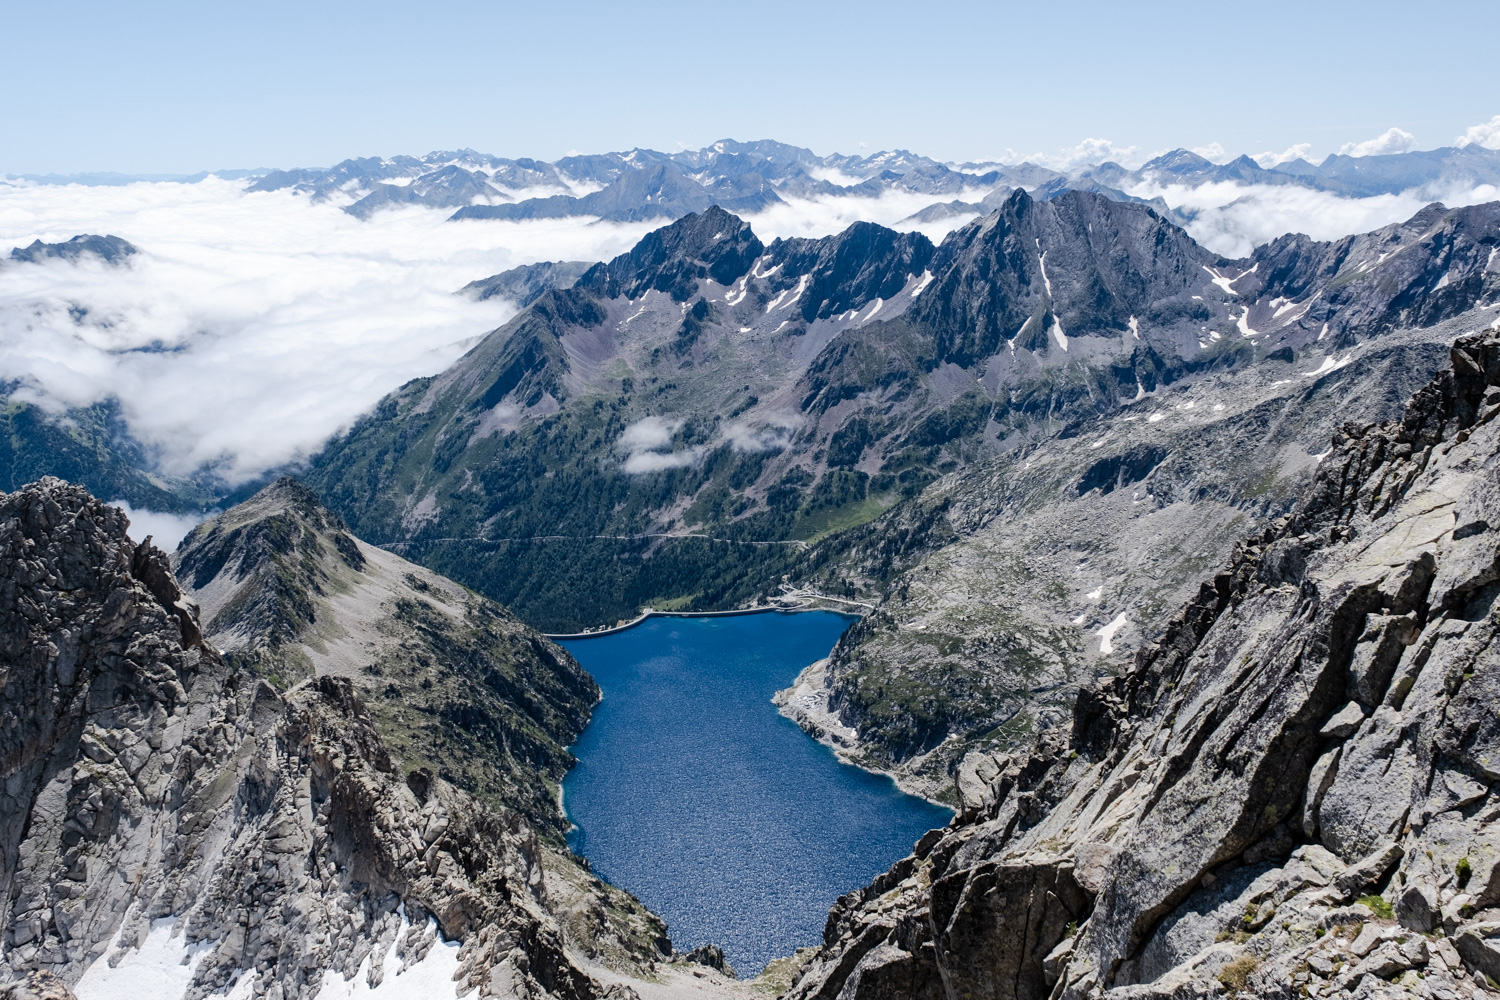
[[1202, 265, 1240, 296], [1236, 307, 1259, 337], [1049, 315, 1068, 353], [1038, 251, 1053, 298], [315, 915, 465, 1000], [75, 915, 216, 1000], [909, 270, 935, 298], [1086, 587, 1102, 601], [724, 276, 748, 306], [1128, 315, 1139, 340], [1305, 354, 1352, 379], [1096, 612, 1129, 655]]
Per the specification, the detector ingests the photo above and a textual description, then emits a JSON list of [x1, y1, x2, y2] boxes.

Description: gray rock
[[779, 330, 1500, 1000], [1398, 884, 1440, 932], [1321, 702, 1367, 739], [0, 478, 663, 998]]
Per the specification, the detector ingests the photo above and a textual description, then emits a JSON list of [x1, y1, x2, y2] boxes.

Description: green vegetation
[[1357, 894, 1395, 920], [1216, 955, 1260, 992]]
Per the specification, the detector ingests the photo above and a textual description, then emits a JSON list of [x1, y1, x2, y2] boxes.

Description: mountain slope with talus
[[0, 478, 672, 1000], [781, 327, 1500, 1000], [173, 476, 599, 838]]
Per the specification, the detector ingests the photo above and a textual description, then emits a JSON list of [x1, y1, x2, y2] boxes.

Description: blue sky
[[2, 0, 1497, 173]]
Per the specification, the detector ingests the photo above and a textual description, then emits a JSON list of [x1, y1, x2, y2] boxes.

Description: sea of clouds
[[2, 131, 1500, 537]]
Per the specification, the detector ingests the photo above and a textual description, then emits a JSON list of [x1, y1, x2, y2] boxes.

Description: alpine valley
[[4, 135, 1500, 1000]]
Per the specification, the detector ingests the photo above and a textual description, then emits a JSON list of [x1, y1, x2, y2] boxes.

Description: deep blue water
[[558, 611, 952, 976]]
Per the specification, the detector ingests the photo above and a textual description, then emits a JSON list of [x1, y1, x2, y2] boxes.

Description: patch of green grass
[[1357, 894, 1395, 920], [793, 495, 893, 544]]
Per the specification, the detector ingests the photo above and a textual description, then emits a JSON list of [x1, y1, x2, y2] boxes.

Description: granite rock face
[[784, 330, 1500, 999], [0, 478, 664, 998]]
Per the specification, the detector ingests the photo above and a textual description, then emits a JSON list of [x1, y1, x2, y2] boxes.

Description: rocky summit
[[779, 330, 1500, 999]]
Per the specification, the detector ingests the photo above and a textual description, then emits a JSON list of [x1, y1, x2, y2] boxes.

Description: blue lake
[[558, 611, 952, 976]]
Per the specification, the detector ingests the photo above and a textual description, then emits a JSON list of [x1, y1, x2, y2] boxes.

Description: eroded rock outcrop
[[786, 329, 1500, 998], [0, 478, 659, 998]]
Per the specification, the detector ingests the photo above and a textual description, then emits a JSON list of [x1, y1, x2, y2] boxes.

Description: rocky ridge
[[173, 476, 599, 838], [780, 329, 1500, 999], [0, 479, 670, 999], [4, 236, 137, 267]]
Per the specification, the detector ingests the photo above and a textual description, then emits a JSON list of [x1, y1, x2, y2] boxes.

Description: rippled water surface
[[558, 612, 952, 976]]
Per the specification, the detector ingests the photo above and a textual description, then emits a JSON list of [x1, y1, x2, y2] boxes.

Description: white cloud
[[1190, 143, 1229, 164], [109, 500, 207, 552], [621, 449, 701, 474], [1455, 115, 1500, 150], [723, 415, 798, 452], [1012, 137, 1143, 171], [616, 416, 705, 473], [617, 415, 679, 453], [1337, 127, 1417, 158], [1128, 176, 1500, 258], [745, 186, 983, 244], [0, 178, 658, 483], [1251, 143, 1313, 168]]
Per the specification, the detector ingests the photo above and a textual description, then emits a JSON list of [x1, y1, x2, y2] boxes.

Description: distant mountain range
[[13, 138, 1500, 230], [255, 140, 1500, 226]]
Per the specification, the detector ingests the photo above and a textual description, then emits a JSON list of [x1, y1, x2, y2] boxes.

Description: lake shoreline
[[554, 612, 950, 973], [542, 599, 866, 641]]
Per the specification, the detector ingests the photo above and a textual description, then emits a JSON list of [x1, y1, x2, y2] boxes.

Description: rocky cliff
[[781, 329, 1500, 998], [0, 479, 667, 999]]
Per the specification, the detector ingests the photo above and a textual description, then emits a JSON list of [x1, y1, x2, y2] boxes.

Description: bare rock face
[[0, 478, 653, 998], [784, 329, 1500, 999]]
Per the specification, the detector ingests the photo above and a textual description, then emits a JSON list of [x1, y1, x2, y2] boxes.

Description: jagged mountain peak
[[787, 326, 1500, 1000], [577, 204, 764, 302]]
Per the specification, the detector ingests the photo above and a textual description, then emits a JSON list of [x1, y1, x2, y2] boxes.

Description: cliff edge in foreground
[[786, 328, 1500, 998]]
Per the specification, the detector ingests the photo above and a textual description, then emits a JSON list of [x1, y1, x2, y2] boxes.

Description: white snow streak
[[1049, 315, 1068, 352], [1096, 612, 1129, 655], [909, 269, 935, 298], [1305, 354, 1352, 379], [1202, 265, 1239, 296]]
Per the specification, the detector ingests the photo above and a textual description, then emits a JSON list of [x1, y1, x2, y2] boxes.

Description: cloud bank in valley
[[0, 178, 659, 483], [1132, 177, 1500, 258], [4, 123, 1500, 499]]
